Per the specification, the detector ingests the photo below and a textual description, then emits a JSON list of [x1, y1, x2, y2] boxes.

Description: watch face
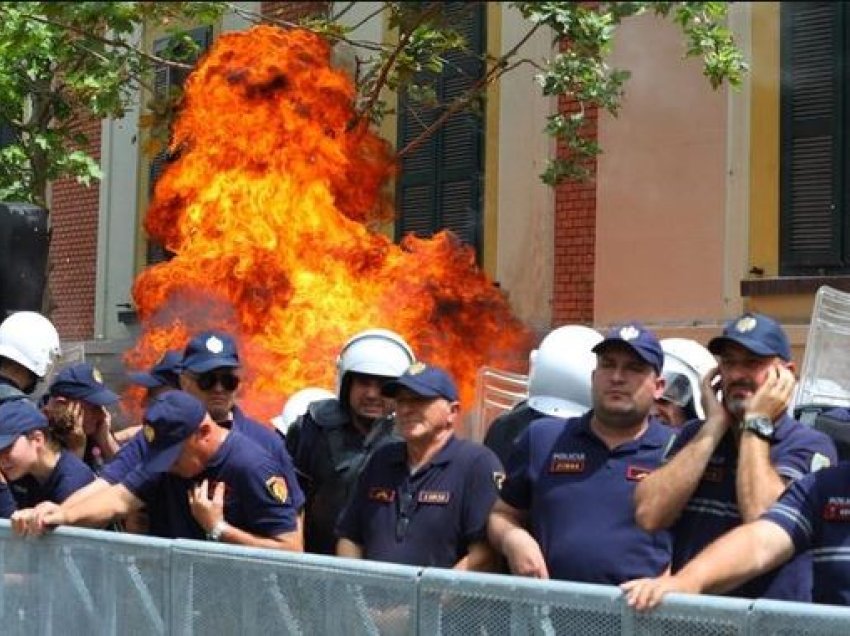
[[743, 416, 773, 439]]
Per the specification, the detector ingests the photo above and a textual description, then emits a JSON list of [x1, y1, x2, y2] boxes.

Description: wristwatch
[[740, 415, 774, 441], [207, 520, 228, 542]]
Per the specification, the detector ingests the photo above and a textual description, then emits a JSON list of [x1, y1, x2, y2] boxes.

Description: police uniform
[[337, 436, 502, 567], [762, 463, 850, 605], [0, 378, 28, 516], [102, 404, 304, 538], [670, 413, 837, 600], [500, 411, 675, 584], [122, 430, 299, 539], [287, 398, 398, 554], [9, 450, 95, 509]]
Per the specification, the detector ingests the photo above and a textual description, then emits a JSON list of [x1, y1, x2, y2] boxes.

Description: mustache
[[726, 381, 757, 393]]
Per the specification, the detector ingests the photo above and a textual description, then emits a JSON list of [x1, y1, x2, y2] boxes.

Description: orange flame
[[127, 25, 533, 424]]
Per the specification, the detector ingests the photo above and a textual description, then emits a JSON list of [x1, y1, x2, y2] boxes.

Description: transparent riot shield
[[465, 367, 529, 442], [795, 286, 850, 458]]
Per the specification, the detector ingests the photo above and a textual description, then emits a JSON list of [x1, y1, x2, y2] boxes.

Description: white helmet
[[527, 325, 603, 418], [336, 328, 415, 397], [0, 311, 62, 378], [660, 338, 717, 419], [271, 387, 336, 435]]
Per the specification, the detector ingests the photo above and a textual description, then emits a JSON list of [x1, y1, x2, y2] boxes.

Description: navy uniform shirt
[[0, 483, 16, 517], [670, 413, 837, 600], [8, 450, 96, 509], [122, 431, 300, 540], [337, 436, 503, 568], [101, 404, 304, 537], [500, 412, 675, 585], [763, 463, 850, 605]]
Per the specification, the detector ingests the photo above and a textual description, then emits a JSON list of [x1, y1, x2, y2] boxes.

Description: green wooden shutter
[[147, 25, 213, 264], [780, 3, 846, 274], [395, 3, 485, 259]]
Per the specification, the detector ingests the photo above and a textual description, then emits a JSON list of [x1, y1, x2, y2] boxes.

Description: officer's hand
[[744, 364, 796, 423], [501, 528, 549, 579], [699, 367, 733, 430], [620, 574, 684, 612], [11, 502, 63, 537], [188, 479, 225, 533]]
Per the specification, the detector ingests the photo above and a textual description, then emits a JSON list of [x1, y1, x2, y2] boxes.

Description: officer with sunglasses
[[336, 363, 503, 570], [36, 330, 304, 540]]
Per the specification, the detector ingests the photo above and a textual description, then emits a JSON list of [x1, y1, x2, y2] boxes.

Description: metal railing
[[2, 522, 850, 635]]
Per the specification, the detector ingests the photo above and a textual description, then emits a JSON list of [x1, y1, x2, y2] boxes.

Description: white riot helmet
[[336, 328, 415, 398], [0, 311, 62, 378], [271, 387, 336, 435], [527, 325, 603, 418], [660, 338, 717, 420]]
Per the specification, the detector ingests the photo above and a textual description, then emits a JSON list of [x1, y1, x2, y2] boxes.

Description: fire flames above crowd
[[126, 25, 533, 422]]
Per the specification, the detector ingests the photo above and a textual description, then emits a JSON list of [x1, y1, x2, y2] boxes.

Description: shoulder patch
[[811, 452, 831, 473], [265, 476, 289, 503], [493, 471, 505, 490]]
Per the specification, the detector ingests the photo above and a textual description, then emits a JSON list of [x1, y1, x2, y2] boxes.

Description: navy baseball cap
[[382, 363, 459, 401], [181, 331, 240, 374], [592, 322, 665, 375], [49, 362, 119, 406], [708, 313, 791, 361], [140, 390, 208, 474], [0, 400, 48, 451], [127, 350, 182, 389]]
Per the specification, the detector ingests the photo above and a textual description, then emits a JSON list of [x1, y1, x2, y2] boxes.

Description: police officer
[[623, 461, 850, 608], [127, 349, 182, 403], [0, 311, 61, 401], [13, 391, 303, 550], [651, 338, 716, 429], [0, 311, 62, 515], [488, 322, 675, 584], [287, 328, 414, 555], [483, 325, 602, 466], [634, 312, 837, 601], [337, 363, 502, 570], [42, 362, 121, 471], [0, 399, 94, 512]]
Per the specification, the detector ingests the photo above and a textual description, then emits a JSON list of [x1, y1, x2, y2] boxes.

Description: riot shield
[[465, 366, 528, 442], [795, 286, 850, 455]]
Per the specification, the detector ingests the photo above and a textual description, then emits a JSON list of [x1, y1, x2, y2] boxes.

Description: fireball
[[126, 25, 532, 424]]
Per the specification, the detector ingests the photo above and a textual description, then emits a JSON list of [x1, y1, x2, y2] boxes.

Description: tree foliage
[[0, 1, 225, 206], [0, 1, 747, 206]]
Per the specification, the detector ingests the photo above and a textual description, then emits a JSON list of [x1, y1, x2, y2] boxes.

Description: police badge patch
[[92, 367, 104, 384], [265, 476, 289, 503], [206, 336, 224, 353], [735, 316, 757, 333], [143, 424, 156, 443]]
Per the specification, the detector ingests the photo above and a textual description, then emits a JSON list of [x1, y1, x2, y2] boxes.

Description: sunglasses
[[192, 371, 240, 392]]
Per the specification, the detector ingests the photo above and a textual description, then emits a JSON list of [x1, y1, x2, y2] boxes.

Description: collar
[[389, 434, 459, 469], [576, 411, 671, 450]]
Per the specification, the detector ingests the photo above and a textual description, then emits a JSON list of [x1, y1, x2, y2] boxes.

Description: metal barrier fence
[[1, 522, 850, 635]]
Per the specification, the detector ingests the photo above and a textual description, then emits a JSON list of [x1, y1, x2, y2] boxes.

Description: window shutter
[[395, 3, 485, 258], [780, 3, 844, 273]]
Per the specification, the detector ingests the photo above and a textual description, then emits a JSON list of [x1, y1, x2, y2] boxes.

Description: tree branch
[[397, 21, 544, 159], [14, 10, 194, 70]]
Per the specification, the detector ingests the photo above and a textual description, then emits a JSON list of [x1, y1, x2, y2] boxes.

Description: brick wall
[[48, 116, 101, 340], [551, 95, 597, 325]]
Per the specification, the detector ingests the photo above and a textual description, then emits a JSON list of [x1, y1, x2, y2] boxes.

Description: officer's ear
[[653, 374, 666, 401], [445, 400, 460, 427]]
